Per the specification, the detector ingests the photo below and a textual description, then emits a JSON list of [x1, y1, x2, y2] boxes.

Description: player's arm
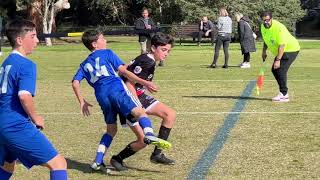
[[125, 80, 138, 98], [19, 93, 44, 129], [18, 63, 44, 129], [118, 65, 157, 93], [72, 80, 92, 116]]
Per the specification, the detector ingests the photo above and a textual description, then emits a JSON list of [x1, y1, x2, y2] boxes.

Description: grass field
[[1, 37, 319, 180]]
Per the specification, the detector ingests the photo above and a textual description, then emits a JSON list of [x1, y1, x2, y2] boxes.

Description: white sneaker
[[272, 92, 289, 102], [240, 62, 250, 68], [0, 52, 3, 56]]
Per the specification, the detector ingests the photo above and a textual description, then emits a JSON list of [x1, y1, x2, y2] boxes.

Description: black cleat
[[150, 153, 175, 165], [90, 162, 106, 171], [222, 65, 228, 68], [110, 156, 128, 171]]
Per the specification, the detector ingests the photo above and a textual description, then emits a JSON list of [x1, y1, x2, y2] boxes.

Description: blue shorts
[[96, 80, 141, 125], [0, 122, 58, 169]]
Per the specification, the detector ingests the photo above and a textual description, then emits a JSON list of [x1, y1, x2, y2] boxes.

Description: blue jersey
[[0, 51, 37, 129], [73, 49, 124, 90], [73, 49, 141, 124]]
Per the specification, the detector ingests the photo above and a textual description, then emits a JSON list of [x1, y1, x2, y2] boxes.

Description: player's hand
[[146, 25, 152, 29], [145, 81, 158, 93], [262, 52, 267, 62], [205, 31, 209, 36], [273, 60, 281, 69], [32, 115, 45, 130], [80, 99, 93, 116]]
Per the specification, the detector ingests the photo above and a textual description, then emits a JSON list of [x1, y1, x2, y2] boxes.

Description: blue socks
[[138, 117, 155, 136], [95, 133, 113, 165], [0, 167, 12, 180], [50, 170, 67, 180]]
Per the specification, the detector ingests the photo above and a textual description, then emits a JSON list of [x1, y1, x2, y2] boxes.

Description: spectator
[[209, 8, 232, 68], [260, 11, 300, 102], [198, 16, 217, 46], [235, 12, 256, 68], [135, 8, 156, 55]]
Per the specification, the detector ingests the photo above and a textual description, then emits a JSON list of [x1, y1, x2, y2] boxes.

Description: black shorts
[[138, 93, 159, 112]]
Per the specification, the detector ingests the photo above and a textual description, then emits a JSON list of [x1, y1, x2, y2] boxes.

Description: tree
[[27, 0, 70, 46]]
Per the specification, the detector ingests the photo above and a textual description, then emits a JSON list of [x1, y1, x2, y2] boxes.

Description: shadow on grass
[[200, 64, 241, 68], [66, 158, 162, 177], [183, 95, 270, 101]]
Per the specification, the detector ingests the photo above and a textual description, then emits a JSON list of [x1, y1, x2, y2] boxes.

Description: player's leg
[[91, 106, 117, 170], [110, 125, 146, 171], [0, 145, 16, 179], [91, 123, 117, 170], [146, 102, 176, 165], [0, 161, 16, 180], [4, 123, 68, 180], [44, 154, 68, 180]]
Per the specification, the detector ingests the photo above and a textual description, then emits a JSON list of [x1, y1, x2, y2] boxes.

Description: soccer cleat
[[110, 156, 128, 171], [150, 153, 175, 165], [272, 92, 289, 102], [222, 65, 228, 69], [90, 162, 106, 171], [144, 135, 172, 150]]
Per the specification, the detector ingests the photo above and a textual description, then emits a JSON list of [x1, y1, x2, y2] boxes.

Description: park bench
[[176, 24, 199, 45]]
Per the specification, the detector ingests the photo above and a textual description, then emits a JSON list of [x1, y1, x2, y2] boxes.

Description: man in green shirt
[[260, 11, 300, 102]]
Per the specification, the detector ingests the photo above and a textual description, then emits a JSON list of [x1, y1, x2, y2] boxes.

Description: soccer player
[[71, 29, 171, 171], [0, 19, 68, 180], [113, 32, 176, 166]]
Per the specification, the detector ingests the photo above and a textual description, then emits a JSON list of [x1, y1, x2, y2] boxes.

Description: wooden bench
[[176, 24, 199, 45]]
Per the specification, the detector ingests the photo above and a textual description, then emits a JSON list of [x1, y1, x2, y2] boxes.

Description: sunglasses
[[262, 18, 271, 23]]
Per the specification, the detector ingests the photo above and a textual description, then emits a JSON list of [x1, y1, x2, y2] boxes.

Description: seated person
[[198, 16, 217, 46]]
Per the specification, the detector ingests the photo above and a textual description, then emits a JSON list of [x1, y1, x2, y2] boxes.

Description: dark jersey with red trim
[[126, 54, 156, 94]]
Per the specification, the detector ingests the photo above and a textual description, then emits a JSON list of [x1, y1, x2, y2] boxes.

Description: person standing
[[198, 16, 216, 46], [235, 13, 256, 68], [135, 8, 156, 55], [135, 8, 165, 66], [260, 11, 300, 102], [209, 8, 232, 68]]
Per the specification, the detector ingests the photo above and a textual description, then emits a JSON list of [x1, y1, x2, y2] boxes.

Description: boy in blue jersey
[[0, 19, 68, 180], [71, 29, 171, 171]]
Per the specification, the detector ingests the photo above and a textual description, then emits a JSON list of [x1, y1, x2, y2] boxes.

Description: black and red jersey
[[126, 54, 156, 94]]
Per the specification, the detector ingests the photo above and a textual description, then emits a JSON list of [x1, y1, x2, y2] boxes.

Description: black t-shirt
[[126, 54, 156, 92]]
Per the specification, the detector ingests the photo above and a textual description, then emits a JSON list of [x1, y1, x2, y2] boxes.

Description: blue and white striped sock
[[138, 117, 155, 136], [95, 133, 113, 165]]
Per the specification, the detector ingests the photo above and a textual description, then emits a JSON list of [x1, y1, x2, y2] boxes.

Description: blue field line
[[187, 80, 256, 180]]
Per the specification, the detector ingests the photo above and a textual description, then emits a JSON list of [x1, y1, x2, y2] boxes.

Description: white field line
[[39, 111, 320, 115], [40, 79, 319, 83], [155, 79, 319, 82]]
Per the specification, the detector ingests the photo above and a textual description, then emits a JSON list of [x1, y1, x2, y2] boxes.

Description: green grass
[[0, 37, 319, 180]]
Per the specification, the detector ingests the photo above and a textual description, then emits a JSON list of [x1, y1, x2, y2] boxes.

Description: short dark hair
[[82, 29, 103, 51], [5, 19, 36, 48], [260, 11, 273, 19], [151, 32, 174, 48], [141, 7, 150, 13]]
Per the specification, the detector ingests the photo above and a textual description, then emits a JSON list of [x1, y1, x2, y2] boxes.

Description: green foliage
[[2, 0, 305, 33]]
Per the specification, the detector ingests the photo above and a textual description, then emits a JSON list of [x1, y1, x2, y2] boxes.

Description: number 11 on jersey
[[0, 65, 12, 94]]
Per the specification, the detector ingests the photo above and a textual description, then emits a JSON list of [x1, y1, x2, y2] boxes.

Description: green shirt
[[261, 20, 300, 55]]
